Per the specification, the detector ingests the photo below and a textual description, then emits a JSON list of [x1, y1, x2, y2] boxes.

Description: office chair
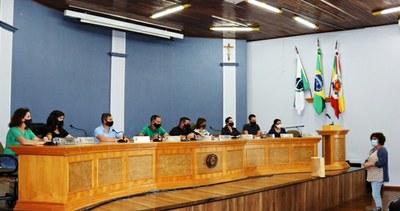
[[388, 197, 400, 210], [286, 129, 301, 137], [28, 123, 47, 138], [0, 143, 18, 208]]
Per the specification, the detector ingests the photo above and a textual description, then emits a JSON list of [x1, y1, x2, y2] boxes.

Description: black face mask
[[184, 124, 191, 130], [250, 122, 256, 127], [106, 121, 114, 127], [228, 122, 234, 127], [57, 120, 64, 128], [24, 119, 32, 127], [201, 125, 207, 129], [153, 123, 161, 129]]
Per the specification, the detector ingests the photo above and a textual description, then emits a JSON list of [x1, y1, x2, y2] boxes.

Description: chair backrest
[[286, 129, 301, 137], [28, 123, 47, 138], [388, 197, 400, 210]]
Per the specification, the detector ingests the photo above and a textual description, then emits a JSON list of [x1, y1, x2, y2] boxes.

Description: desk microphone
[[284, 125, 305, 129], [112, 129, 127, 143], [325, 114, 334, 125], [70, 124, 88, 137]]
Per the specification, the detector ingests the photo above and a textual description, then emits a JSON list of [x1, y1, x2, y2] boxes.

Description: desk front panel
[[12, 137, 321, 210]]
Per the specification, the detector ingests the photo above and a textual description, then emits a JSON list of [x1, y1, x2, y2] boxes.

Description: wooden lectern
[[317, 125, 350, 170]]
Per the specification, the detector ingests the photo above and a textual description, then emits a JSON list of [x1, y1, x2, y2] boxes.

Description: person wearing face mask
[[94, 113, 125, 143], [169, 117, 197, 140], [242, 114, 262, 137], [44, 110, 73, 141], [139, 115, 169, 141], [221, 117, 241, 137], [2, 108, 47, 168], [364, 132, 389, 211], [194, 118, 211, 137], [267, 119, 287, 138]]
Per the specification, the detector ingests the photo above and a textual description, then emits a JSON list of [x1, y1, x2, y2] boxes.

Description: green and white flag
[[294, 52, 310, 115]]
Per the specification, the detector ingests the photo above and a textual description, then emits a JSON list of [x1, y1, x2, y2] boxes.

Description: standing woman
[[268, 119, 287, 138], [44, 110, 73, 141], [364, 132, 389, 211]]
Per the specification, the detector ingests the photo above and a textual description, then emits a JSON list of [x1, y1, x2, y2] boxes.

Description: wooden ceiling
[[35, 0, 400, 41]]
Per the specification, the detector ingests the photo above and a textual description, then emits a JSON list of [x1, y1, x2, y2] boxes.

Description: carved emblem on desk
[[206, 154, 218, 168]]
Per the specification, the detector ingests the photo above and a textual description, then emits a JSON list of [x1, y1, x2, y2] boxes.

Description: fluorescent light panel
[[293, 16, 318, 29], [373, 6, 400, 15], [210, 26, 259, 31], [246, 0, 282, 13], [151, 4, 190, 19], [64, 10, 184, 39]]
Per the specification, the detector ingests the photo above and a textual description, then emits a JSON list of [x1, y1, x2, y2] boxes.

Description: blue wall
[[12, 0, 111, 136], [11, 0, 247, 137]]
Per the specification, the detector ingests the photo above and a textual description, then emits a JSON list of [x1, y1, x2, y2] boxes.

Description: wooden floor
[[88, 168, 368, 211], [325, 188, 400, 211]]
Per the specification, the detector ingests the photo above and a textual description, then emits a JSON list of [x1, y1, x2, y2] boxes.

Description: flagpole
[[295, 46, 313, 98]]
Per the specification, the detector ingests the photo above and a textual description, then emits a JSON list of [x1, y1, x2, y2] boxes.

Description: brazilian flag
[[313, 47, 325, 114]]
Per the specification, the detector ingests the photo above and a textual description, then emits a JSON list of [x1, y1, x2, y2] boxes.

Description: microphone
[[70, 124, 88, 137], [325, 114, 334, 125], [284, 125, 305, 129], [112, 129, 127, 143]]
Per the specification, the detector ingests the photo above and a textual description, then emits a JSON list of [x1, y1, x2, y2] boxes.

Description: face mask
[[106, 121, 114, 127], [24, 119, 32, 127], [228, 122, 234, 127], [57, 120, 64, 128], [153, 123, 161, 129], [184, 124, 191, 130], [250, 122, 256, 127], [371, 139, 378, 147], [201, 124, 207, 129], [276, 124, 281, 129]]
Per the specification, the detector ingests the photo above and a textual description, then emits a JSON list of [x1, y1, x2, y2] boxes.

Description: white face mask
[[276, 124, 281, 129]]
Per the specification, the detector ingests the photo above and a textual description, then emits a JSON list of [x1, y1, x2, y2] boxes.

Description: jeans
[[371, 181, 384, 208]]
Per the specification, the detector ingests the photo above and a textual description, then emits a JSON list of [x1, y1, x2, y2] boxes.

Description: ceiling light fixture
[[64, 10, 184, 39], [293, 16, 319, 29], [211, 15, 249, 27], [373, 6, 400, 15], [151, 4, 191, 19], [245, 0, 282, 13], [210, 26, 259, 31]]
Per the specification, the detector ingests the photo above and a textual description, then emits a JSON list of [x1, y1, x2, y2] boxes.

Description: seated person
[[242, 114, 262, 137], [139, 115, 169, 141], [94, 113, 126, 143], [194, 118, 211, 137], [169, 117, 197, 140], [3, 108, 48, 168], [221, 117, 241, 137], [268, 119, 287, 138], [44, 110, 73, 141]]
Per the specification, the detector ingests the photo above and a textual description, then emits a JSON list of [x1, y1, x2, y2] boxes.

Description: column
[[222, 39, 237, 124], [110, 30, 126, 132], [0, 0, 14, 147]]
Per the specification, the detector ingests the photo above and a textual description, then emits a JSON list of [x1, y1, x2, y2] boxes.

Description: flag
[[330, 43, 345, 118], [294, 51, 310, 115], [313, 42, 325, 114]]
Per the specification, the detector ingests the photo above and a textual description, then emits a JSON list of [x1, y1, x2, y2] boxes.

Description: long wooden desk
[[11, 137, 321, 211]]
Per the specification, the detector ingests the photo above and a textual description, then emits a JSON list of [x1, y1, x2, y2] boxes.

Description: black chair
[[388, 197, 400, 210], [28, 123, 47, 138], [0, 153, 18, 208]]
